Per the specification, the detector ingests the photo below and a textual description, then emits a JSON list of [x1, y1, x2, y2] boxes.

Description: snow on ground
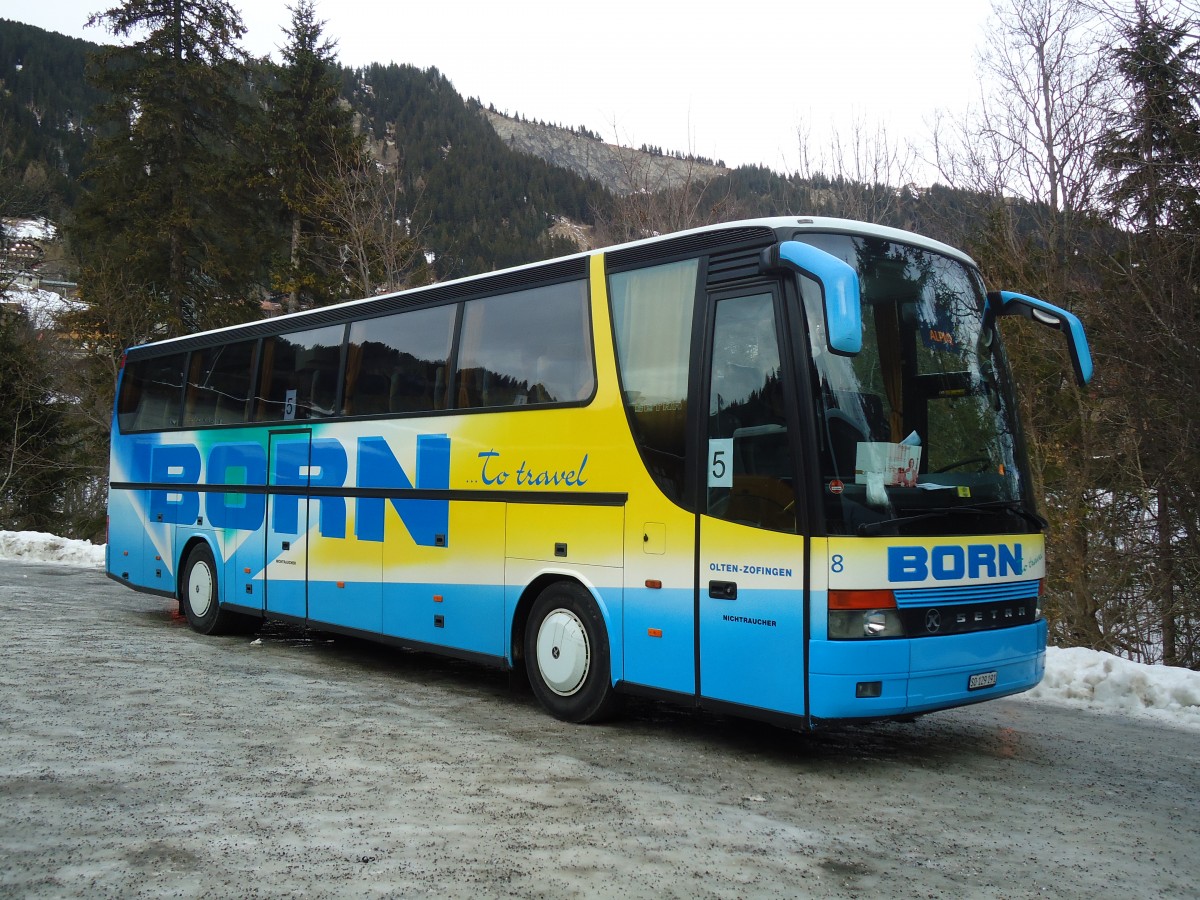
[[2, 217, 56, 241], [5, 286, 85, 329], [2, 528, 1197, 732]]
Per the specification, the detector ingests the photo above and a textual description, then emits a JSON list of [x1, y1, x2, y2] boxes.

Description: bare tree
[[934, 0, 1112, 223], [315, 140, 430, 298], [793, 116, 918, 224], [593, 124, 738, 245]]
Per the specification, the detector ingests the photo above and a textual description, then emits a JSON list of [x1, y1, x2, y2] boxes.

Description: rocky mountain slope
[[482, 108, 728, 196]]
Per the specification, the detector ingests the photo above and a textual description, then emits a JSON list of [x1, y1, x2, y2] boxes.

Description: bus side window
[[453, 281, 592, 410], [183, 340, 255, 427], [609, 258, 699, 504], [254, 325, 344, 421], [342, 305, 455, 416]]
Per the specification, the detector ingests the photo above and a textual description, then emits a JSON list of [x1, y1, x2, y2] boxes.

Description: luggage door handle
[[708, 580, 738, 600]]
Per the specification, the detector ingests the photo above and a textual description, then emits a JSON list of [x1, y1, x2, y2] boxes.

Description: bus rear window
[[117, 354, 187, 432]]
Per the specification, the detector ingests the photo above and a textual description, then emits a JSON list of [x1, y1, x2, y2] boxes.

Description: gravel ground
[[1, 560, 1198, 899]]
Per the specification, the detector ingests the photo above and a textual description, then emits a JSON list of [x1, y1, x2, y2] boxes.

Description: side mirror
[[761, 241, 862, 355], [987, 291, 1093, 386]]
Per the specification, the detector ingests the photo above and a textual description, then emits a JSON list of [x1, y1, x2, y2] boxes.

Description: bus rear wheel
[[524, 582, 618, 723], [181, 543, 245, 636]]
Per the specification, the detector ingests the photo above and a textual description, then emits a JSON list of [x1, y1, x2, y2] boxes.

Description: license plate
[[968, 670, 998, 691]]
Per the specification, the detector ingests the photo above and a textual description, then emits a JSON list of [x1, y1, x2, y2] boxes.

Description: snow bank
[[0, 530, 105, 568], [1026, 646, 1200, 732], [1, 528, 1197, 731]]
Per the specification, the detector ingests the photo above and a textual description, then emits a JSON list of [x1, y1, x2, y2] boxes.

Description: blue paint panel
[[107, 487, 147, 585], [809, 636, 909, 676], [905, 621, 1046, 712], [700, 588, 805, 716], [809, 674, 910, 719], [266, 579, 307, 619], [356, 434, 450, 545], [621, 586, 695, 695], [309, 580, 383, 633], [148, 443, 201, 525], [206, 442, 267, 531], [271, 440, 313, 534], [808, 620, 1047, 719], [265, 433, 310, 619], [382, 581, 504, 657], [906, 655, 1040, 713], [809, 638, 912, 719], [911, 622, 1036, 670]]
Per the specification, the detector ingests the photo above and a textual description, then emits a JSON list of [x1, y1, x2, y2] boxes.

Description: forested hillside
[[0, 19, 105, 208], [0, 17, 1010, 275], [0, 19, 609, 278], [339, 63, 608, 275]]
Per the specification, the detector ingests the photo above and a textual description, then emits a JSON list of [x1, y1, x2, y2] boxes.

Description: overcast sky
[[10, 0, 996, 176]]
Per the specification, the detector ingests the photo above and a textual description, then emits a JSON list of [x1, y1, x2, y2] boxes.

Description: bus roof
[[126, 216, 979, 355]]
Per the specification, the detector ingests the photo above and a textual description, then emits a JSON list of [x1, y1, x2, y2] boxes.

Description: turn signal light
[[829, 589, 897, 610]]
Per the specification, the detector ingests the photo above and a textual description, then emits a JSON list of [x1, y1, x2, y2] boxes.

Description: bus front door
[[697, 289, 807, 718], [264, 429, 312, 620]]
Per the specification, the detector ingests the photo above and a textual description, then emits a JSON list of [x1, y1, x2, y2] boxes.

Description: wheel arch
[[509, 572, 621, 684], [175, 534, 219, 603]]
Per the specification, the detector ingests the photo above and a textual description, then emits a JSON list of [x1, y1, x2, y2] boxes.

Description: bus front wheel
[[525, 583, 618, 723], [181, 543, 242, 636]]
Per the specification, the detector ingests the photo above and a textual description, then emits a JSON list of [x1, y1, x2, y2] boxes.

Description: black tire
[[180, 543, 243, 636], [524, 582, 619, 723]]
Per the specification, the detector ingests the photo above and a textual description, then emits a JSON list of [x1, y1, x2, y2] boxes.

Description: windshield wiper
[[856, 500, 1047, 537]]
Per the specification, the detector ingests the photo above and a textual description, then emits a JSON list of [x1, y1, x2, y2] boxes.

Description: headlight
[[828, 589, 905, 639], [828, 608, 905, 639]]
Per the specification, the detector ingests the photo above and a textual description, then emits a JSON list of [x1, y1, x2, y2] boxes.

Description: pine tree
[[265, 0, 363, 310], [1093, 1, 1200, 667], [70, 0, 270, 336], [1096, 2, 1200, 233]]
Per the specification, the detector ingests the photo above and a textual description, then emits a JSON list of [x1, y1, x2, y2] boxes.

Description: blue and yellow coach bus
[[106, 217, 1091, 727]]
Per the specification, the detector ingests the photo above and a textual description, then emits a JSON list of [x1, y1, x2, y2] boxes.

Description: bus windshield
[[795, 233, 1035, 537]]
